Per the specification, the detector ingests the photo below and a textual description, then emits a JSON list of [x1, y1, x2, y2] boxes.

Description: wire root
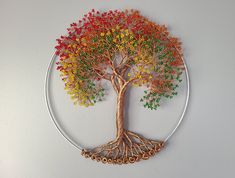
[[81, 130, 164, 165]]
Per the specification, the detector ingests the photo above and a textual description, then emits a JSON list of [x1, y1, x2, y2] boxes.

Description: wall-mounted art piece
[[45, 9, 189, 165]]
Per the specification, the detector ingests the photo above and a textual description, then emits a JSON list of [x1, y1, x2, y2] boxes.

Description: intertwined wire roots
[[81, 130, 164, 165]]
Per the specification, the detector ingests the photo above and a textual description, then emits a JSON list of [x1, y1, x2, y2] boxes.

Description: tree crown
[[55, 9, 184, 109]]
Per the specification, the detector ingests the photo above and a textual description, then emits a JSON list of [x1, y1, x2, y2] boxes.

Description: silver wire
[[164, 56, 190, 142], [45, 51, 190, 151], [45, 52, 83, 151]]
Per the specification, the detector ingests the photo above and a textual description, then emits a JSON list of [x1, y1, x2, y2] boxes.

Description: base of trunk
[[81, 130, 164, 165]]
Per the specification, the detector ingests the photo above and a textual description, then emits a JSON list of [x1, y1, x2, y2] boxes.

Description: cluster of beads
[[55, 9, 184, 109]]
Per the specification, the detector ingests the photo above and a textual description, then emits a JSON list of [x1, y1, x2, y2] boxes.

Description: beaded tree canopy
[[55, 9, 184, 165]]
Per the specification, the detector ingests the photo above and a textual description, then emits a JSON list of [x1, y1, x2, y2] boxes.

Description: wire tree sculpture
[[55, 9, 184, 164]]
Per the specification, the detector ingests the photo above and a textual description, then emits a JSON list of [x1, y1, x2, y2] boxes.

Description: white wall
[[0, 0, 235, 178]]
